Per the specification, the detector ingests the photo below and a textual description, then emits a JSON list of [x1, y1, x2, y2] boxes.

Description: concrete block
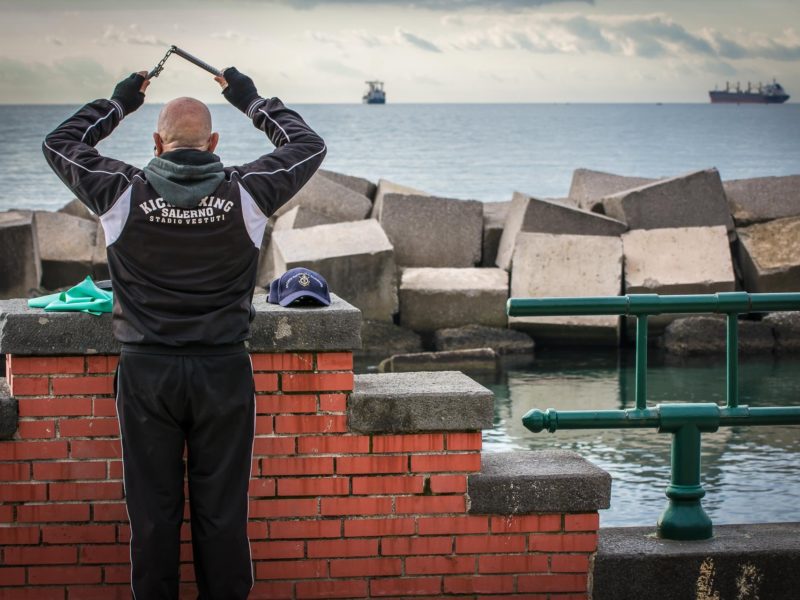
[[568, 168, 658, 212], [348, 371, 494, 433], [763, 312, 800, 353], [359, 320, 423, 357], [623, 226, 735, 294], [468, 451, 611, 514], [91, 224, 109, 281], [272, 205, 339, 231], [481, 200, 511, 267], [378, 194, 483, 267], [58, 198, 96, 221], [724, 175, 800, 226], [270, 219, 398, 321], [601, 168, 734, 232], [0, 378, 18, 440], [378, 348, 499, 373], [496, 192, 626, 271], [737, 217, 800, 292], [0, 210, 41, 299], [370, 178, 425, 220], [35, 211, 97, 290], [272, 171, 372, 222], [434, 324, 534, 355], [509, 233, 623, 344], [319, 169, 376, 201], [662, 316, 774, 355], [399, 268, 508, 332]]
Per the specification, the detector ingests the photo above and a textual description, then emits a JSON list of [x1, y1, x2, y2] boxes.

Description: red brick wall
[[1, 352, 598, 599]]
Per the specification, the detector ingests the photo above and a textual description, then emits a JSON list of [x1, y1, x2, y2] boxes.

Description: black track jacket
[[43, 97, 326, 346]]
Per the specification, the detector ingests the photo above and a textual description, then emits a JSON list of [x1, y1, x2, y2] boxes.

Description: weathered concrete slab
[[434, 324, 534, 355], [272, 205, 339, 231], [601, 168, 734, 232], [35, 211, 97, 290], [763, 312, 800, 353], [0, 293, 361, 355], [0, 211, 41, 299], [481, 200, 511, 267], [272, 172, 372, 222], [91, 224, 109, 281], [724, 174, 800, 226], [349, 371, 494, 433], [378, 348, 499, 373], [468, 450, 611, 514], [662, 316, 774, 355], [568, 168, 658, 212], [254, 221, 275, 288], [737, 217, 800, 292], [378, 194, 483, 268], [399, 268, 508, 332], [623, 226, 735, 295], [509, 233, 623, 345], [370, 179, 425, 220], [594, 523, 800, 600], [358, 320, 423, 357], [270, 220, 398, 321], [496, 192, 627, 271], [58, 198, 96, 221], [319, 169, 376, 201], [0, 378, 18, 440]]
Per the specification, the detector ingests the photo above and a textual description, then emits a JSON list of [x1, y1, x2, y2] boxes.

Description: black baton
[[147, 45, 222, 79]]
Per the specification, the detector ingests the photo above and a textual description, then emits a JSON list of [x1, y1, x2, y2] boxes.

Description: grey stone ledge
[[348, 371, 494, 433], [468, 450, 611, 514], [0, 378, 18, 440], [0, 293, 361, 356]]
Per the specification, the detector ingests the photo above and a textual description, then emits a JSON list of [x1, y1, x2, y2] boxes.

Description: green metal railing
[[507, 291, 800, 540]]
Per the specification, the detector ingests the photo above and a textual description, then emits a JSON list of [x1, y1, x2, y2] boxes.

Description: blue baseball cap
[[268, 267, 331, 307]]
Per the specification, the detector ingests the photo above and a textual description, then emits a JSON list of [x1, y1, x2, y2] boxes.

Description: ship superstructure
[[363, 81, 386, 104]]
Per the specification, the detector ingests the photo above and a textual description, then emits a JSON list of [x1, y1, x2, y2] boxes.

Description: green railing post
[[727, 314, 739, 408], [635, 315, 648, 410]]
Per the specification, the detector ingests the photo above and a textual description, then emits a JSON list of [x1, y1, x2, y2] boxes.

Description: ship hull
[[709, 91, 789, 104], [363, 97, 386, 104]]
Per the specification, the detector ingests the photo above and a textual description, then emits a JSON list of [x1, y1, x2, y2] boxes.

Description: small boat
[[363, 81, 386, 104], [709, 79, 790, 104]]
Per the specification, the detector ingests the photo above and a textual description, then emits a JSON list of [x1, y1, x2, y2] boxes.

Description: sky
[[0, 0, 798, 103]]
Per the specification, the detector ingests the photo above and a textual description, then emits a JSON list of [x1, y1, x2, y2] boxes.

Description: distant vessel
[[709, 80, 789, 104], [363, 81, 386, 104]]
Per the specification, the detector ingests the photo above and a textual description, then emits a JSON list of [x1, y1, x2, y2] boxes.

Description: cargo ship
[[709, 80, 789, 104], [363, 81, 386, 104]]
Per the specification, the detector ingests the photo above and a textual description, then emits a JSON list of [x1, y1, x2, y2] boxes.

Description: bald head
[[155, 97, 216, 153]]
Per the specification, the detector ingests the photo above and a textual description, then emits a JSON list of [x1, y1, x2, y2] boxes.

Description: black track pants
[[116, 346, 255, 599]]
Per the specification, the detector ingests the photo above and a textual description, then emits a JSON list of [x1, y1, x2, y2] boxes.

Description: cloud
[[307, 27, 442, 53], [312, 58, 364, 77], [397, 29, 442, 53], [45, 36, 64, 46], [210, 30, 256, 44], [0, 57, 113, 102], [98, 24, 167, 47], [278, 0, 592, 9]]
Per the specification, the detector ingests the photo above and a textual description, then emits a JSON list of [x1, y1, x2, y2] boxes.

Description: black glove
[[222, 67, 261, 115], [111, 73, 146, 116]]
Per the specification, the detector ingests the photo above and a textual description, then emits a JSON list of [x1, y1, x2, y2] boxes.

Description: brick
[[0, 567, 26, 586], [33, 461, 107, 481], [551, 554, 591, 572], [491, 514, 562, 533], [17, 503, 90, 523], [49, 482, 123, 501], [91, 503, 128, 522], [396, 495, 466, 515], [444, 575, 514, 594], [479, 554, 548, 574], [28, 566, 101, 585], [253, 437, 296, 456], [406, 555, 475, 575], [352, 475, 424, 495], [297, 435, 370, 455], [330, 557, 401, 577], [255, 416, 273, 434], [518, 574, 588, 593], [429, 474, 467, 494], [321, 496, 392, 516], [64, 585, 131, 599], [108, 461, 123, 479], [52, 376, 113, 396], [372, 434, 444, 453], [0, 505, 13, 522], [59, 418, 119, 437], [10, 376, 50, 396], [118, 525, 131, 543], [269, 520, 341, 539], [319, 394, 347, 412], [0, 463, 31, 481], [296, 579, 368, 600], [316, 352, 353, 371], [16, 420, 56, 439], [0, 526, 40, 545], [256, 394, 317, 414], [528, 533, 597, 552], [104, 565, 131, 584], [249, 499, 318, 518], [274, 415, 347, 434], [41, 525, 116, 544], [307, 538, 378, 558], [446, 432, 483, 451], [381, 536, 452, 556], [261, 456, 333, 476], [249, 581, 293, 599], [255, 559, 327, 580], [418, 516, 489, 535], [11, 356, 83, 375], [18, 397, 92, 417], [344, 518, 415, 537], [250, 540, 304, 560], [253, 373, 279, 392], [70, 440, 121, 459], [4, 545, 77, 565], [281, 373, 354, 393], [410, 454, 481, 473], [85, 355, 119, 374], [248, 478, 276, 497], [0, 588, 65, 600], [251, 353, 314, 372], [92, 398, 117, 417], [0, 483, 47, 502], [370, 577, 442, 597], [0, 440, 68, 460], [456, 535, 526, 554], [564, 513, 600, 532], [277, 477, 349, 497], [336, 455, 407, 475], [78, 544, 131, 564]]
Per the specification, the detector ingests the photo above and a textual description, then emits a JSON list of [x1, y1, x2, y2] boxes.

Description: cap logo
[[299, 273, 311, 287]]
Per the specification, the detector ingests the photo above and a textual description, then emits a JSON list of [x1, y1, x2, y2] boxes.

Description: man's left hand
[[111, 71, 150, 116]]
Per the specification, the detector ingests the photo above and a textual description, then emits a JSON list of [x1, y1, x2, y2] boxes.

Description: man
[[43, 67, 326, 598]]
